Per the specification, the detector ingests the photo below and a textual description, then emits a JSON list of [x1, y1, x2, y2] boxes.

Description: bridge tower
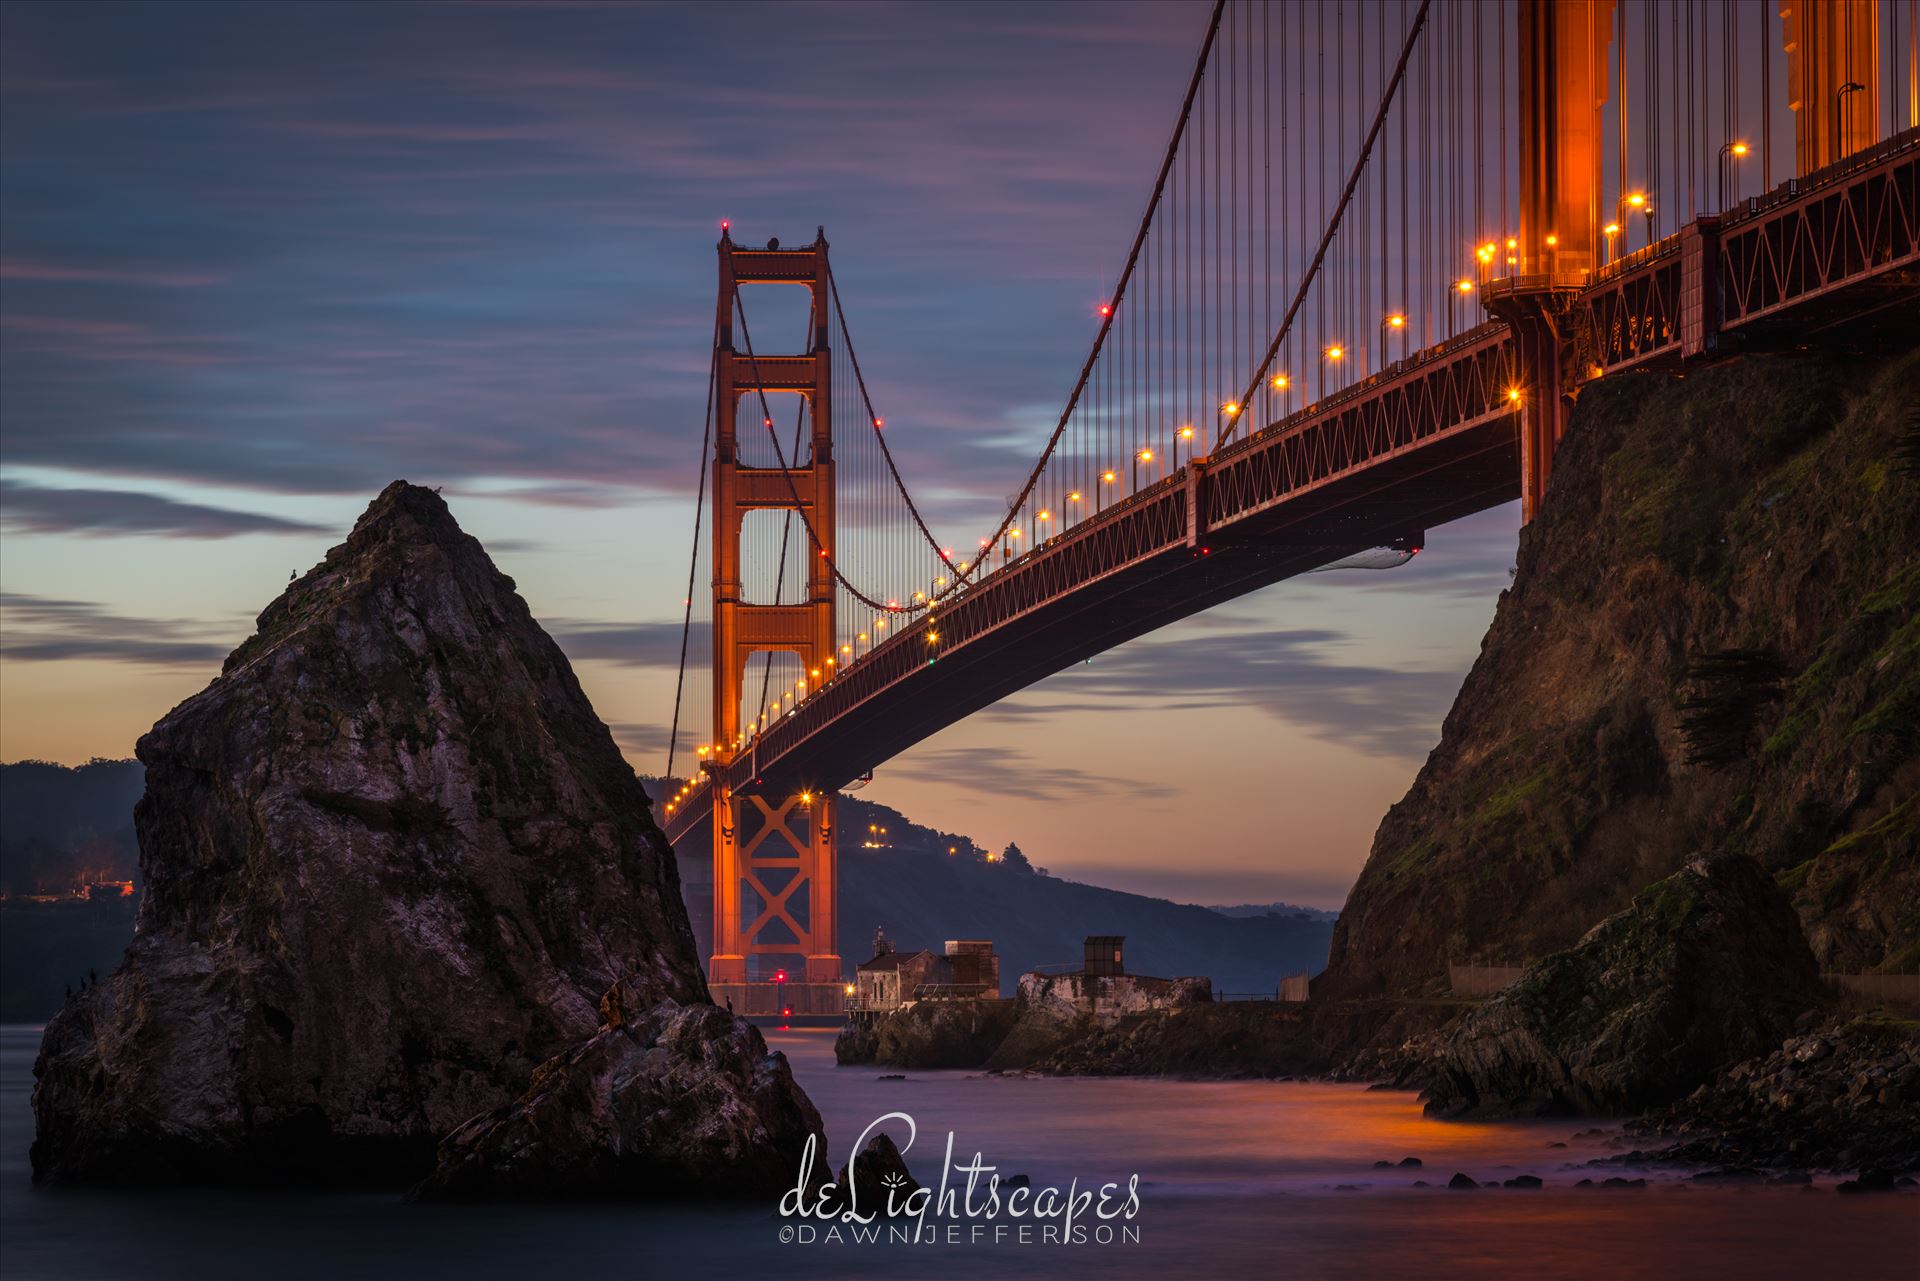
[[1499, 0, 1615, 523], [707, 228, 842, 1009], [1782, 0, 1881, 174]]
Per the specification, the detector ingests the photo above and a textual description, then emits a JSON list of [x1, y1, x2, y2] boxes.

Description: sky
[[0, 0, 1519, 910]]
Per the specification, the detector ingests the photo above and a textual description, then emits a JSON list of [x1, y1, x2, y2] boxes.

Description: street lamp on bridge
[[1835, 83, 1866, 165], [1382, 313, 1407, 367], [1174, 423, 1195, 469], [1133, 448, 1153, 492], [1449, 278, 1473, 334], [1718, 141, 1749, 210], [1622, 191, 1653, 249]]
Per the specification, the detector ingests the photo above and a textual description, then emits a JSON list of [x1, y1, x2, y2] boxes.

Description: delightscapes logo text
[[777, 1112, 1143, 1248]]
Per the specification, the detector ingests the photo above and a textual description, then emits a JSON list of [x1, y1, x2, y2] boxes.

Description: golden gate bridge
[[657, 0, 1920, 1014]]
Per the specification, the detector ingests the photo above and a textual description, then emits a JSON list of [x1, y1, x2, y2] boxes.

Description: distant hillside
[[0, 759, 147, 1019], [0, 761, 1337, 1019], [0, 758, 143, 896], [1210, 901, 1340, 923], [658, 786, 1334, 994]]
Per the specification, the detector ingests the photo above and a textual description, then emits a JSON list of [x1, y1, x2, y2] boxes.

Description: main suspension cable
[[663, 312, 720, 784]]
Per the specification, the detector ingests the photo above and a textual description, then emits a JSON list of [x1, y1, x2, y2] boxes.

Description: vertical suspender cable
[[1216, 0, 1433, 451]]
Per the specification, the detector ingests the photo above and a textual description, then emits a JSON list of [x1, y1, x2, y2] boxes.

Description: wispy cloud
[[884, 744, 1174, 804], [607, 720, 672, 759], [988, 626, 1466, 760], [0, 479, 330, 539], [550, 619, 705, 669], [0, 257, 225, 288], [0, 593, 239, 667]]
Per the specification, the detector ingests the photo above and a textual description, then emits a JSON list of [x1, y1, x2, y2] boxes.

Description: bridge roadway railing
[[1201, 324, 1517, 532], [673, 326, 1520, 828], [1563, 127, 1917, 374], [661, 132, 1918, 842]]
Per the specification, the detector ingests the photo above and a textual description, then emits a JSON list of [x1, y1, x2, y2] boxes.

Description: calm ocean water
[[1, 1024, 1914, 1280]]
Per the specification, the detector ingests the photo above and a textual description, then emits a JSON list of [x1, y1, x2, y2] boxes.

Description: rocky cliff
[[32, 482, 715, 1183], [1420, 854, 1824, 1116], [1325, 345, 1920, 999]]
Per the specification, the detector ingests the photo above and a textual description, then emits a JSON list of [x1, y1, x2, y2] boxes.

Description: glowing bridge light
[[1038, 510, 1051, 521], [1456, 279, 1475, 294], [1098, 303, 1112, 317], [1626, 191, 1647, 208], [874, 416, 884, 428], [1102, 470, 1117, 483], [1179, 425, 1194, 439], [1506, 386, 1524, 404], [1272, 373, 1290, 389], [1221, 401, 1240, 415], [1386, 313, 1406, 329], [1068, 491, 1083, 502], [1325, 344, 1345, 360], [926, 631, 939, 644], [1505, 237, 1517, 250], [799, 790, 813, 804], [1545, 233, 1559, 247], [1603, 222, 1621, 235], [1137, 449, 1153, 462], [857, 632, 867, 642], [1731, 141, 1750, 156]]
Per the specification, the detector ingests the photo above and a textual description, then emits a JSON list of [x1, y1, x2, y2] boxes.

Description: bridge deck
[[662, 132, 1918, 845]]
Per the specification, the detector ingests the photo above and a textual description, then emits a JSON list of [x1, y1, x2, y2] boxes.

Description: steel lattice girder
[[1717, 134, 1920, 326]]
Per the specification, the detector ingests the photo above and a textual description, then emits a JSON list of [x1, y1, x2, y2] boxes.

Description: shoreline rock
[[1621, 1012, 1920, 1174], [1421, 854, 1824, 1118], [30, 483, 719, 1185], [415, 988, 823, 1202]]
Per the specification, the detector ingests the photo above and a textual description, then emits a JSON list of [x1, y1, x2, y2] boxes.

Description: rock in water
[[416, 987, 823, 1201], [819, 1131, 920, 1219], [1422, 854, 1823, 1117], [31, 482, 712, 1183]]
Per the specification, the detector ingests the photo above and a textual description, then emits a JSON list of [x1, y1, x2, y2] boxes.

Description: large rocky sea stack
[[32, 481, 814, 1187]]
